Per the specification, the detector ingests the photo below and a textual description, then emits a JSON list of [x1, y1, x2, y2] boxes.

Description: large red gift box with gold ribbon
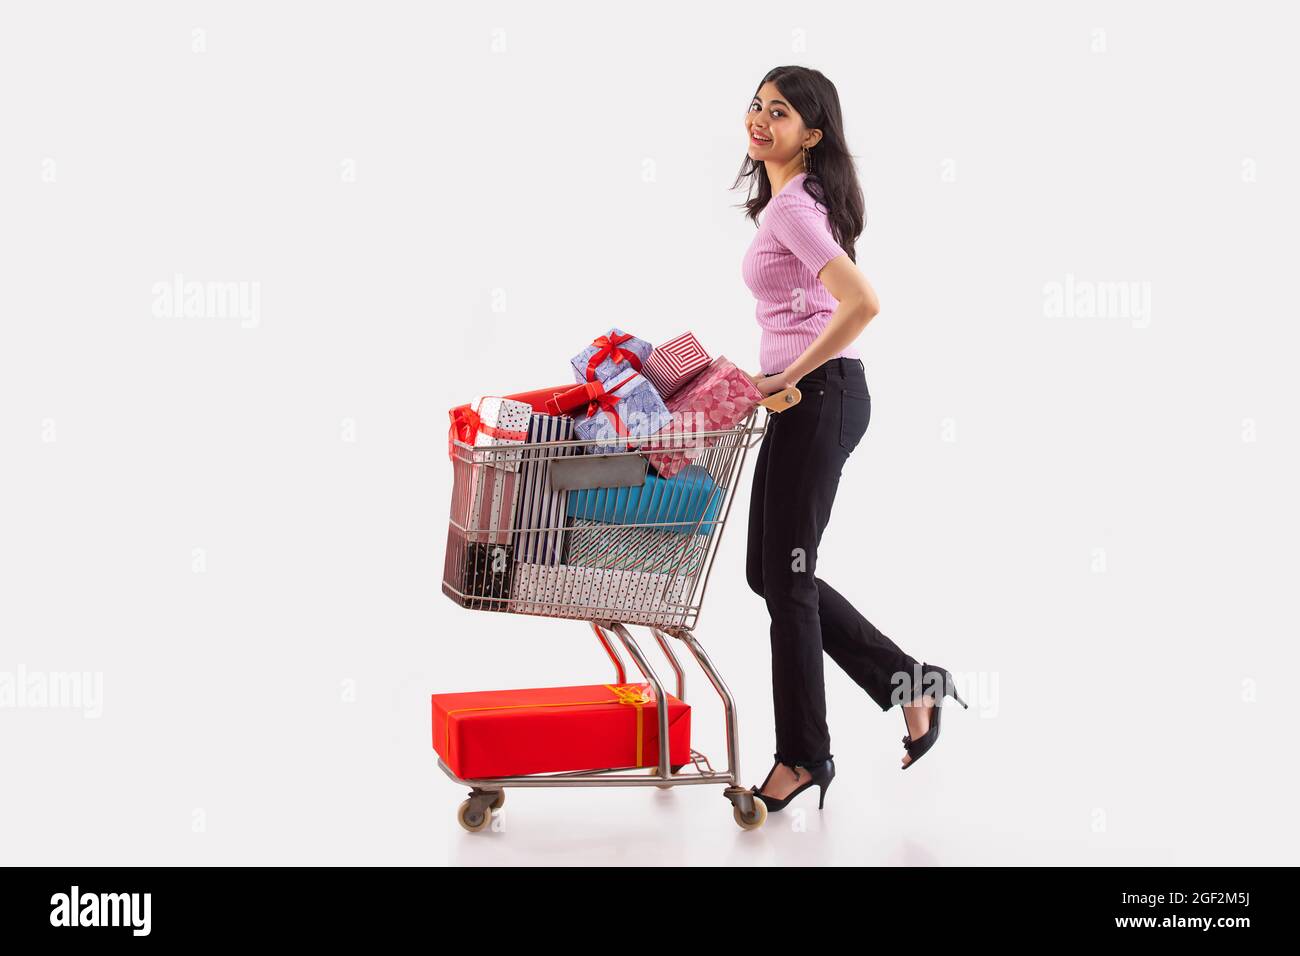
[[432, 683, 691, 779]]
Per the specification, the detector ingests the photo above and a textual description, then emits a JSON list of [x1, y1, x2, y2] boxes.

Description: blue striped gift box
[[565, 463, 723, 535], [511, 412, 578, 565]]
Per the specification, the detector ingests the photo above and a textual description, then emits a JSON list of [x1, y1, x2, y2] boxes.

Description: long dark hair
[[733, 65, 866, 263]]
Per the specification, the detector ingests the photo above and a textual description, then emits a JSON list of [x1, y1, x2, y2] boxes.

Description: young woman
[[738, 66, 968, 812]]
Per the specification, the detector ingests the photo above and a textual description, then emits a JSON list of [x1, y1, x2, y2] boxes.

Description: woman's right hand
[[751, 372, 792, 397]]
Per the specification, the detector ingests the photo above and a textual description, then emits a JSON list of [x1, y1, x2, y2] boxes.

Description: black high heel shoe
[[751, 754, 836, 811], [900, 662, 968, 770]]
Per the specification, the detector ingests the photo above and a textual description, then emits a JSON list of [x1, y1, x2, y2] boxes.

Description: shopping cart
[[439, 382, 803, 831]]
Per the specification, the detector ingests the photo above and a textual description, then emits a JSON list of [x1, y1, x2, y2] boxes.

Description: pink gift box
[[637, 355, 762, 478]]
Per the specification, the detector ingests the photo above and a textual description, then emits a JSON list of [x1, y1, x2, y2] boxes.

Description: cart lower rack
[[438, 383, 802, 831]]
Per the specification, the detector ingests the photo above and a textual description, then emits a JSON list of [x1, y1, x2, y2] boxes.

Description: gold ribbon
[[604, 682, 654, 766]]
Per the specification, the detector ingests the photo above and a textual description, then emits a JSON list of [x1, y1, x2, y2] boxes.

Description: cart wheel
[[489, 790, 505, 810], [457, 799, 493, 833], [734, 797, 768, 830]]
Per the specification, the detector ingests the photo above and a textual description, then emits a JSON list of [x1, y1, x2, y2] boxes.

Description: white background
[[2, 0, 1297, 865]]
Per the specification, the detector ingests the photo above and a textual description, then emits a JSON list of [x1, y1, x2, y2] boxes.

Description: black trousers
[[745, 357, 921, 769]]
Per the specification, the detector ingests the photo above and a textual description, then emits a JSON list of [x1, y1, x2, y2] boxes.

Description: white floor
[[7, 623, 1291, 866]]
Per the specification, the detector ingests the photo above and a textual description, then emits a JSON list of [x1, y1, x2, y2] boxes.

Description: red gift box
[[542, 379, 607, 417], [432, 682, 691, 779], [448, 383, 574, 461]]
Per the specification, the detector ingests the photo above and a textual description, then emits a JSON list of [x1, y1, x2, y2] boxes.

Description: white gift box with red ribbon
[[466, 395, 532, 472]]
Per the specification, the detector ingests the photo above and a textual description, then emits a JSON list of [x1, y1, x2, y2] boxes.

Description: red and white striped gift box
[[642, 331, 711, 400]]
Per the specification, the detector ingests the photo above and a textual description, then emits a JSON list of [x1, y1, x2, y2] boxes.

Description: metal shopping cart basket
[[438, 383, 802, 831]]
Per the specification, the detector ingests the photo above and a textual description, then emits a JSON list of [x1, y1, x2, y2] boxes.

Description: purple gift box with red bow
[[570, 328, 654, 385], [568, 366, 673, 455]]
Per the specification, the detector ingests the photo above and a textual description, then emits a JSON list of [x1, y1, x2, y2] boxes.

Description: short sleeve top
[[741, 172, 859, 375]]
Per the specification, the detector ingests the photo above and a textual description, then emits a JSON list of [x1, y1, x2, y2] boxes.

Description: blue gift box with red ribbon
[[569, 365, 672, 455], [570, 328, 654, 385]]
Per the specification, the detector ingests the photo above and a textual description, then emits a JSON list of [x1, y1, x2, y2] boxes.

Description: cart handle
[[759, 384, 802, 414], [741, 386, 801, 448]]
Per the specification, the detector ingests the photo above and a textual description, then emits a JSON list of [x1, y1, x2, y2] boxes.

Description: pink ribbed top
[[741, 171, 859, 375]]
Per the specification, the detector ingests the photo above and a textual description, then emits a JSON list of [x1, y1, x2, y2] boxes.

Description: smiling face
[[746, 81, 820, 164]]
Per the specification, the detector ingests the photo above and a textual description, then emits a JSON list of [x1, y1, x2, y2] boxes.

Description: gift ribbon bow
[[605, 683, 655, 766], [546, 379, 605, 416], [441, 683, 660, 768], [583, 373, 643, 443], [447, 400, 528, 461], [584, 331, 643, 383]]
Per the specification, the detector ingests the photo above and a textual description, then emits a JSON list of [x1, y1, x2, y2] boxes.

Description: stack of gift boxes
[[444, 328, 764, 624], [436, 328, 763, 780]]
